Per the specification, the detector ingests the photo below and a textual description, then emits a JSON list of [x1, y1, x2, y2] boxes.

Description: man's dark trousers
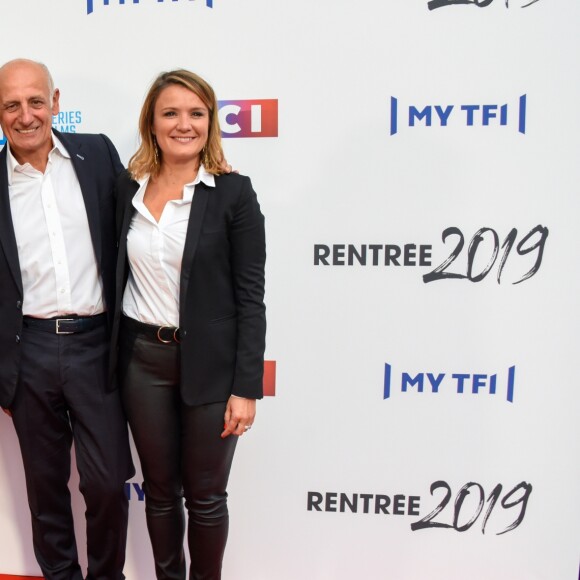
[[11, 318, 131, 580]]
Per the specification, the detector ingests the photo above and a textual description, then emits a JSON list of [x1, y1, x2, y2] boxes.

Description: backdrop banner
[[0, 1, 579, 579]]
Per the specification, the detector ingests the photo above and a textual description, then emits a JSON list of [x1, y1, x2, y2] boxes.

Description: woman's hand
[[221, 396, 256, 438]]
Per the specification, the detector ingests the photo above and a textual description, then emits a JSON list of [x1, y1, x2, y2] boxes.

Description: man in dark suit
[[0, 58, 133, 580]]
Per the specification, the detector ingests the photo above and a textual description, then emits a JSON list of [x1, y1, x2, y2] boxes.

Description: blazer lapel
[[0, 146, 23, 294], [179, 182, 210, 323], [57, 132, 103, 266]]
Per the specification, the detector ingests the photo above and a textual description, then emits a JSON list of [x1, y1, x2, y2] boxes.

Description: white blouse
[[121, 166, 215, 327]]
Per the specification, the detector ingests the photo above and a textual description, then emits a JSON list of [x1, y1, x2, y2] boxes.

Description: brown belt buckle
[[156, 326, 173, 344]]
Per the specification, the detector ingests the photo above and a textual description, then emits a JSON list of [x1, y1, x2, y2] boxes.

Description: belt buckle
[[56, 318, 75, 335], [156, 326, 174, 344]]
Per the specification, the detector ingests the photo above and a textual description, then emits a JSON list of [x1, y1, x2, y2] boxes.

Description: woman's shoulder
[[212, 173, 261, 215], [213, 171, 253, 193], [214, 171, 249, 183], [115, 169, 141, 206], [116, 168, 137, 188], [116, 169, 142, 195]]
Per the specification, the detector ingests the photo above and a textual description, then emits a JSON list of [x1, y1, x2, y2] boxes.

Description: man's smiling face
[[0, 60, 59, 167]]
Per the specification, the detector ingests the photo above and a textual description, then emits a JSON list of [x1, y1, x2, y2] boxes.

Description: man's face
[[0, 61, 59, 165]]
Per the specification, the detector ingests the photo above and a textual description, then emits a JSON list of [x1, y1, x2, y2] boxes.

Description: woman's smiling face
[[152, 83, 209, 166]]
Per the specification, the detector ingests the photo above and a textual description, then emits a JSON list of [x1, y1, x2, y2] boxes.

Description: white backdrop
[[0, 1, 579, 579]]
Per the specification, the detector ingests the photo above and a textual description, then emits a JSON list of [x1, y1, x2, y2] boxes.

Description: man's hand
[[219, 158, 238, 174]]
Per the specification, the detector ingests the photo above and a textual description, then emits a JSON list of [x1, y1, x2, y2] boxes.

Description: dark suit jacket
[[0, 130, 124, 408], [112, 170, 266, 405]]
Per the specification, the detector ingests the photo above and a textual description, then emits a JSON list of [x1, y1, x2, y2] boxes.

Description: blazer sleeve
[[229, 176, 266, 399]]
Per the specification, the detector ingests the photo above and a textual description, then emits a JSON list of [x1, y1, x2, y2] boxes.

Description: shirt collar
[[134, 164, 216, 204], [6, 131, 70, 184], [51, 133, 72, 159], [183, 164, 215, 200]]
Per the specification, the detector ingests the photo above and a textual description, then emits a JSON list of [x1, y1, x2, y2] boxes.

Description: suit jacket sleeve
[[229, 176, 266, 399]]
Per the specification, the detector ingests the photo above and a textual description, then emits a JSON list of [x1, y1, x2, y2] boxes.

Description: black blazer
[[111, 170, 266, 406], [0, 131, 124, 408]]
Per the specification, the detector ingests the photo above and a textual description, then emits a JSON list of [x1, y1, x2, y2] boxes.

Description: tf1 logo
[[218, 100, 278, 138], [87, 0, 213, 15], [389, 95, 527, 135], [383, 363, 516, 403]]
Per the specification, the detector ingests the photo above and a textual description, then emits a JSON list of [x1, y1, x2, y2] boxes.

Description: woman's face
[[152, 84, 210, 166]]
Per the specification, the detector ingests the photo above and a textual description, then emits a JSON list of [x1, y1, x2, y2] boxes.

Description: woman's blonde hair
[[128, 69, 224, 179]]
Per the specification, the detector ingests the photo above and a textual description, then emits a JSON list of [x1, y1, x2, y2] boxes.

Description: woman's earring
[[153, 136, 159, 165]]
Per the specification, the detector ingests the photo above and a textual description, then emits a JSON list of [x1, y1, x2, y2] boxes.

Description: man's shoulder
[[54, 130, 110, 148], [54, 131, 123, 173]]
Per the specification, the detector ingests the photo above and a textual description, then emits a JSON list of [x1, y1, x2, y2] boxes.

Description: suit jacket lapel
[[57, 132, 103, 266], [179, 182, 210, 323], [0, 146, 23, 294]]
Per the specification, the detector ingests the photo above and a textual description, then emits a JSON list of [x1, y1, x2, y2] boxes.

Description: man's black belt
[[23, 313, 107, 335]]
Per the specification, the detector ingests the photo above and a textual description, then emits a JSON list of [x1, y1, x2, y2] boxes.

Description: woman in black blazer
[[113, 69, 266, 579]]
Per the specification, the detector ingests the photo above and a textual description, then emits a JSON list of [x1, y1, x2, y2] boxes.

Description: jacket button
[[15, 335, 20, 343], [16, 301, 22, 309]]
